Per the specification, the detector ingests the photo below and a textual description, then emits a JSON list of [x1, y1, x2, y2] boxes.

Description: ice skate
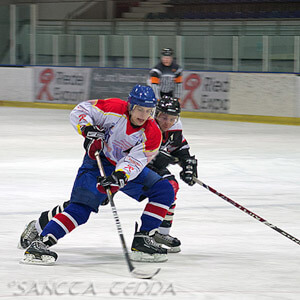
[[154, 232, 181, 253], [18, 220, 39, 249], [131, 230, 168, 263], [20, 235, 58, 265]]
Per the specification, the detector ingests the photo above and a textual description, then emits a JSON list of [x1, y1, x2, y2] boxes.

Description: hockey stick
[[160, 150, 300, 245], [193, 177, 300, 246], [94, 151, 160, 279]]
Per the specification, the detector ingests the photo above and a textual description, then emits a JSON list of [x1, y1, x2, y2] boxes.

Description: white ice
[[1, 106, 300, 300]]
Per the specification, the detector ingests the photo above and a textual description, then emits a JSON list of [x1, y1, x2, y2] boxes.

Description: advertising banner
[[181, 71, 230, 113], [34, 67, 91, 104], [89, 68, 149, 100]]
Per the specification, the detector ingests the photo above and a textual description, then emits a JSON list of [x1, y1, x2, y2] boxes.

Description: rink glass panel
[[2, 4, 300, 73], [16, 5, 30, 65], [0, 5, 10, 65], [36, 34, 53, 65], [81, 35, 100, 67], [238, 36, 263, 72], [269, 36, 295, 73]]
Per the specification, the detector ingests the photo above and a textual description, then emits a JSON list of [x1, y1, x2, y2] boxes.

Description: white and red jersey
[[148, 118, 191, 172], [70, 98, 162, 180], [160, 119, 190, 156]]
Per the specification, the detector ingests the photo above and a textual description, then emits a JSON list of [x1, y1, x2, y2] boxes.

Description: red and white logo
[[37, 68, 55, 100]]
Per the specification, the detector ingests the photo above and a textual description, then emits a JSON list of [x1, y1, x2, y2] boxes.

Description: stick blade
[[131, 267, 161, 279]]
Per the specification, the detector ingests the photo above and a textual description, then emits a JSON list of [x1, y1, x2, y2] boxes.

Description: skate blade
[[167, 246, 181, 253], [131, 267, 161, 279], [20, 254, 56, 266], [130, 251, 168, 263]]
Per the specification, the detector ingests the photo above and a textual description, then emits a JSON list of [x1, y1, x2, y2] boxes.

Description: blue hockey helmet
[[128, 84, 157, 109]]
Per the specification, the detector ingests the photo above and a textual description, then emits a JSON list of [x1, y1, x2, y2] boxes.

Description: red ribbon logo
[[124, 165, 134, 172], [37, 68, 54, 100], [182, 73, 201, 109], [79, 114, 87, 122]]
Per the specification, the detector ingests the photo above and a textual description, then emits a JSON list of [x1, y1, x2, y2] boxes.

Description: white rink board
[[0, 67, 300, 118], [0, 67, 33, 101], [229, 72, 298, 117]]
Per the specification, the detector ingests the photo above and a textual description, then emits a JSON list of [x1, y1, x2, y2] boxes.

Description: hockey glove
[[83, 125, 105, 160], [180, 156, 198, 186], [151, 150, 178, 169], [97, 171, 128, 194]]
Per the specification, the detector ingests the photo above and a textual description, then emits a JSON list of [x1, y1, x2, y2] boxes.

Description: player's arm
[[168, 131, 198, 186], [150, 127, 186, 169], [171, 142, 198, 186], [70, 99, 105, 135], [149, 68, 162, 99], [70, 100, 107, 159], [174, 67, 183, 99], [148, 149, 178, 171]]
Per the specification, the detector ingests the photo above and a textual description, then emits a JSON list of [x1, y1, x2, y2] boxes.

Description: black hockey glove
[[97, 170, 128, 191], [151, 150, 178, 169], [82, 125, 105, 160], [180, 156, 198, 186]]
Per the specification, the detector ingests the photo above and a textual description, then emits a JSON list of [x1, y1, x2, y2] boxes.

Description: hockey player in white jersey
[[20, 84, 175, 265], [19, 95, 198, 255]]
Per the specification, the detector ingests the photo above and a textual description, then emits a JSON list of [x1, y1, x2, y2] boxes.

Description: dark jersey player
[[149, 96, 198, 252], [150, 48, 183, 100]]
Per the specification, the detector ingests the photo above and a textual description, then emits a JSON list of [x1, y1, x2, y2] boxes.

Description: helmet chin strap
[[129, 104, 136, 112]]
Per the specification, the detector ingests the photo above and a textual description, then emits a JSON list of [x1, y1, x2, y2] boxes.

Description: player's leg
[[20, 193, 110, 249], [154, 174, 181, 253], [148, 167, 182, 252], [121, 167, 174, 262], [22, 155, 111, 265], [19, 201, 70, 249], [22, 202, 93, 265]]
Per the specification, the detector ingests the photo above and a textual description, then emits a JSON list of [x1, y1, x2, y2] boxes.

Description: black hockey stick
[[193, 177, 300, 246], [160, 150, 300, 246], [94, 151, 160, 279]]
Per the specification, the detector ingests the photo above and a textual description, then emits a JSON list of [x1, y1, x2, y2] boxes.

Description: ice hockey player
[[20, 84, 175, 265], [148, 95, 198, 252], [149, 48, 183, 100], [19, 96, 198, 255]]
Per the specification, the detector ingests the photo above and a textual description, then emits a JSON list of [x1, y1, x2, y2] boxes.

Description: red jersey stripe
[[54, 213, 77, 233], [144, 203, 168, 218]]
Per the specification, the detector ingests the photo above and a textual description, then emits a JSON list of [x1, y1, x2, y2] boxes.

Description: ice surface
[[1, 106, 300, 299]]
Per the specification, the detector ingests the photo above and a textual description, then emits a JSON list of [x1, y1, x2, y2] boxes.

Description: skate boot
[[18, 220, 39, 249], [20, 234, 58, 265], [154, 232, 181, 253], [131, 225, 168, 263]]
